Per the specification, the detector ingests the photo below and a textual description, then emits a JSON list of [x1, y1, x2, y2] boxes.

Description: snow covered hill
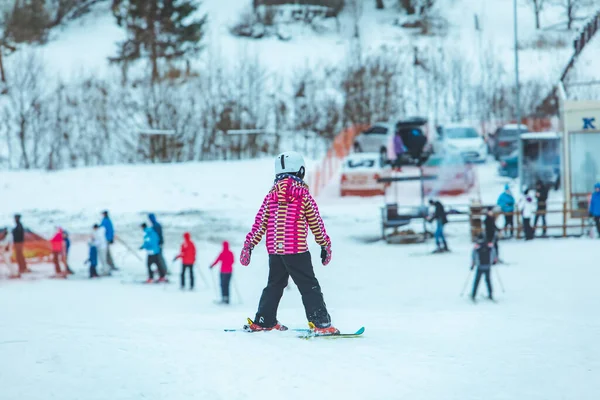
[[1, 158, 599, 399], [9, 0, 598, 84]]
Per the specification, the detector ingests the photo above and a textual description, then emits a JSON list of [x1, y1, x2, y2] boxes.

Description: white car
[[340, 153, 389, 197], [433, 125, 487, 163]]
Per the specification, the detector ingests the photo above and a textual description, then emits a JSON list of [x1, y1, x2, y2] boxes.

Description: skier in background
[[50, 227, 72, 276], [240, 151, 338, 335], [210, 241, 234, 304], [93, 224, 110, 275], [497, 184, 515, 237], [63, 230, 71, 266], [519, 193, 536, 241], [484, 207, 500, 260], [589, 182, 600, 238], [140, 222, 166, 283], [470, 234, 497, 302], [174, 232, 196, 290], [9, 214, 28, 277], [100, 210, 117, 271], [533, 180, 550, 237], [86, 239, 99, 278], [148, 213, 167, 274], [428, 198, 449, 253]]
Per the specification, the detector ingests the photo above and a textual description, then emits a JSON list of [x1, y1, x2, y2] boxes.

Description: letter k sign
[[583, 118, 596, 130]]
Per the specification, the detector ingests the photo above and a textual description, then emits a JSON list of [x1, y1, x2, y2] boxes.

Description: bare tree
[[553, 0, 590, 30], [527, 0, 546, 29]]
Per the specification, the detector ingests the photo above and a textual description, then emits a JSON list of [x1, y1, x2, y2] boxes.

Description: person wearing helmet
[[240, 151, 337, 335], [470, 235, 497, 302]]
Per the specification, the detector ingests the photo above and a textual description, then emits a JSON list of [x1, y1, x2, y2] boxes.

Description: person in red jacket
[[174, 232, 196, 290], [50, 227, 72, 276], [210, 241, 234, 304]]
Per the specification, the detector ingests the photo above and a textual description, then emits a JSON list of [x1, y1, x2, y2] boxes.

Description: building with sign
[[558, 83, 600, 213]]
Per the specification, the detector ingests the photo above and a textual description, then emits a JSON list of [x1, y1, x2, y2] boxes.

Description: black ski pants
[[523, 217, 534, 240], [254, 252, 331, 328], [472, 267, 493, 299], [181, 264, 194, 289], [221, 273, 231, 303], [594, 217, 600, 238], [503, 213, 514, 236], [147, 254, 166, 279]]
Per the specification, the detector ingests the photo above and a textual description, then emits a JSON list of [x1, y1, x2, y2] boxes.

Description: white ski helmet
[[274, 151, 306, 179]]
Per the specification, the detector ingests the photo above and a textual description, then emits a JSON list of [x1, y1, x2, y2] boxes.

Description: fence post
[[563, 202, 567, 238]]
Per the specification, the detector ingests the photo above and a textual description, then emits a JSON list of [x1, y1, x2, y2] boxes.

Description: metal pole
[[460, 269, 474, 297], [514, 0, 523, 188]]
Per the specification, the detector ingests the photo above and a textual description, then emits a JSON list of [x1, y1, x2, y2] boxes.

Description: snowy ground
[[1, 158, 599, 399]]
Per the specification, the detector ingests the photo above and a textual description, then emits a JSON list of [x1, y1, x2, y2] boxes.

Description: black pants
[[472, 268, 493, 299], [254, 252, 331, 328], [533, 207, 547, 235], [503, 213, 514, 236], [89, 265, 99, 278], [594, 217, 600, 237], [523, 217, 534, 240], [221, 273, 232, 303], [147, 254, 166, 279], [181, 264, 194, 289]]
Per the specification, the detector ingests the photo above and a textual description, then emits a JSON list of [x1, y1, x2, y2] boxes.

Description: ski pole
[[460, 269, 474, 297], [232, 275, 243, 305], [195, 264, 209, 288], [495, 268, 506, 293], [116, 236, 143, 262]]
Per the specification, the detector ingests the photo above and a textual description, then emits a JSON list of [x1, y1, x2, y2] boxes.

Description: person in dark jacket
[[428, 199, 449, 253], [589, 182, 600, 237], [148, 213, 168, 274], [86, 240, 99, 278], [470, 235, 497, 302], [100, 211, 118, 271], [533, 180, 550, 236], [11, 214, 28, 276], [484, 207, 500, 258]]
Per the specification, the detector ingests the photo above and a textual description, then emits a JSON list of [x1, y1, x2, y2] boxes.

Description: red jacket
[[176, 232, 196, 264], [211, 241, 234, 274], [50, 230, 64, 253]]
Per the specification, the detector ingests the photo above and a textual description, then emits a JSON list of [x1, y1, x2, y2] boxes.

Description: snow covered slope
[[1, 159, 599, 399], [8, 0, 597, 84]]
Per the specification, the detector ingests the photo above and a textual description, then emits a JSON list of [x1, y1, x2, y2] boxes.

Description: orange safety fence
[[309, 124, 368, 197]]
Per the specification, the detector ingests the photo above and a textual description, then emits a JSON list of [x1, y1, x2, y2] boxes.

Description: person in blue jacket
[[497, 184, 515, 237], [86, 240, 99, 278], [101, 210, 118, 271], [589, 183, 600, 238], [140, 223, 166, 283], [148, 213, 167, 274]]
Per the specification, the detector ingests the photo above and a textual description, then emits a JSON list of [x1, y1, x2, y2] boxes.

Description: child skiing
[[210, 241, 234, 304], [140, 223, 167, 283], [174, 232, 196, 290], [86, 240, 99, 278], [470, 235, 497, 302], [240, 151, 337, 335]]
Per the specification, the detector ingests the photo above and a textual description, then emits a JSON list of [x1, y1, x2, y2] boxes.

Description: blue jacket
[[88, 244, 98, 267], [101, 216, 114, 243], [590, 183, 600, 217], [148, 213, 164, 245], [497, 192, 515, 213], [141, 227, 161, 255]]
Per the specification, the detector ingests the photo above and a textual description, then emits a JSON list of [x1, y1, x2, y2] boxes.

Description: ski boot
[[145, 278, 154, 284], [157, 277, 168, 283], [309, 322, 340, 336], [243, 318, 288, 332], [66, 267, 75, 275]]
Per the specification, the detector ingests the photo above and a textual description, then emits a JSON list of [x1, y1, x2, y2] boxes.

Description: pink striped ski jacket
[[245, 176, 330, 255]]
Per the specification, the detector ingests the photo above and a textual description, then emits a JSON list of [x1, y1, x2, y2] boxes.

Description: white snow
[[1, 158, 599, 399]]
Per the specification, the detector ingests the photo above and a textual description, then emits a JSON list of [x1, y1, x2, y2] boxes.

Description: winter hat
[[595, 182, 600, 190], [504, 184, 510, 191], [183, 232, 191, 241]]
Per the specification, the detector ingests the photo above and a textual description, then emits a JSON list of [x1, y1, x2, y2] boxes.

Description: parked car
[[353, 117, 432, 166], [340, 153, 390, 197], [421, 153, 476, 196], [498, 149, 519, 179], [432, 124, 487, 163], [490, 124, 529, 160]]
